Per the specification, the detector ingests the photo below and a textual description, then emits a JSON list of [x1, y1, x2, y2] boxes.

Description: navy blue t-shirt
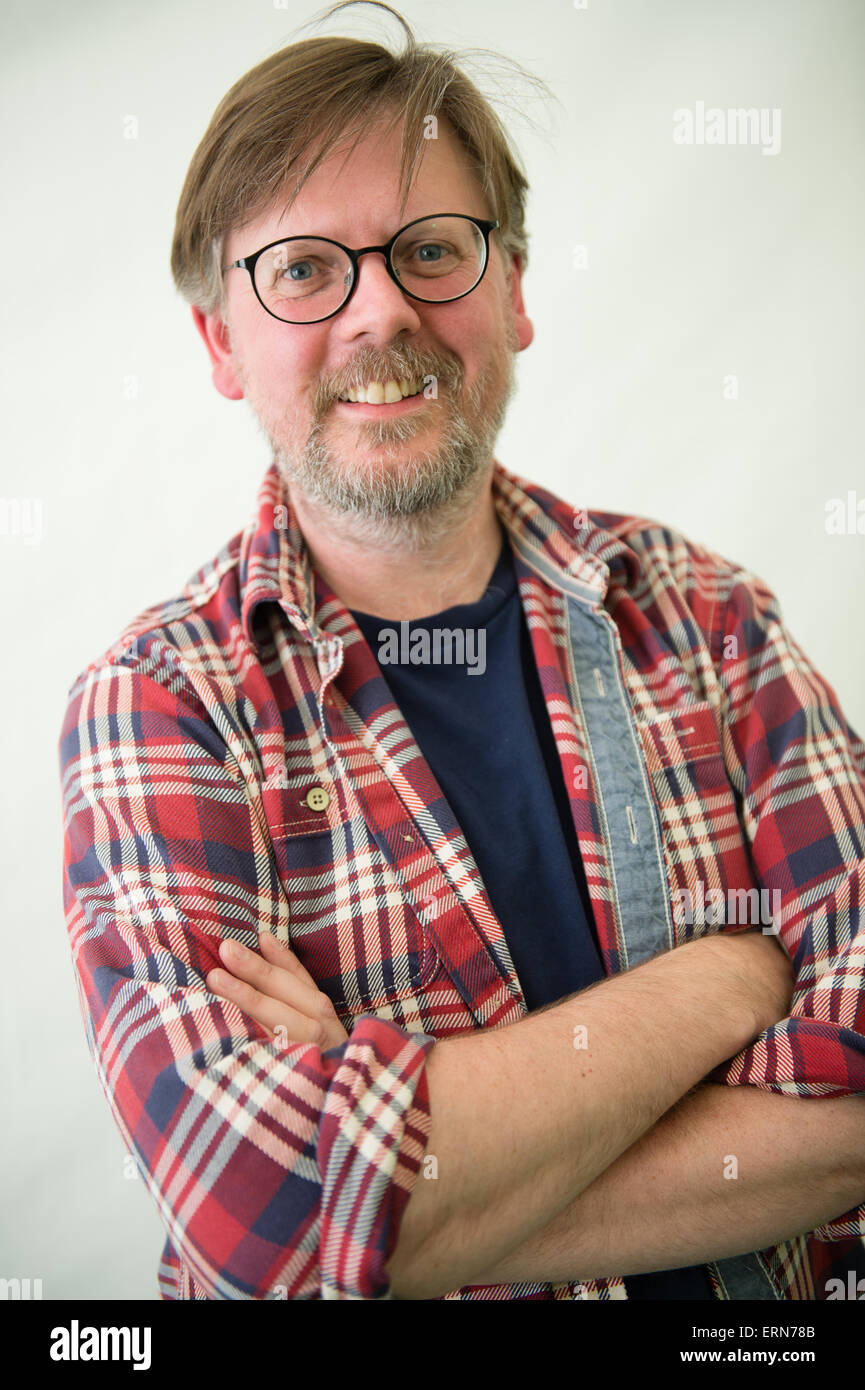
[[351, 530, 713, 1300]]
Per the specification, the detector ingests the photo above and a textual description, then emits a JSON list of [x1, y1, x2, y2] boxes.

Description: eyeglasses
[[221, 213, 499, 324]]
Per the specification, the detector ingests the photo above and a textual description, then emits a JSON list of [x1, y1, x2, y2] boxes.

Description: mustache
[[313, 348, 464, 412]]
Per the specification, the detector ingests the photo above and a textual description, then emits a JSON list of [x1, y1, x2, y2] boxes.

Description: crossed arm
[[209, 929, 865, 1299], [468, 1080, 865, 1289]]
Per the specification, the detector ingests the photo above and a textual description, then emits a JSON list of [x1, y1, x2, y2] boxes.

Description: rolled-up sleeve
[[706, 566, 865, 1238], [59, 651, 435, 1298]]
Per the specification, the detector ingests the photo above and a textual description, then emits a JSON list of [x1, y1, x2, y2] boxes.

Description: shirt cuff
[[317, 1017, 436, 1299]]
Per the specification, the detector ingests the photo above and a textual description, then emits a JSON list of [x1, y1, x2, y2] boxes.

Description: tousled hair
[[170, 1, 549, 315]]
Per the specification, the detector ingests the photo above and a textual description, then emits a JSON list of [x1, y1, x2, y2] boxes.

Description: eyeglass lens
[[252, 216, 487, 322]]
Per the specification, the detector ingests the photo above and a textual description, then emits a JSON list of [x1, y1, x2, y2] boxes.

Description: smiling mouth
[[337, 376, 425, 404]]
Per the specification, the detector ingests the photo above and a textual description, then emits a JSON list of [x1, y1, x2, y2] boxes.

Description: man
[[59, 3, 865, 1300]]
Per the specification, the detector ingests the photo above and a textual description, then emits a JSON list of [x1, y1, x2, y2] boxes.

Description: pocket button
[[304, 785, 331, 812]]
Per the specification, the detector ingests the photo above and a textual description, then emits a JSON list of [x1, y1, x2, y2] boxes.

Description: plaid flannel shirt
[[58, 459, 865, 1301]]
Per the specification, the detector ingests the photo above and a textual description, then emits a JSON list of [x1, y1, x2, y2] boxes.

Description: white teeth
[[339, 377, 422, 404]]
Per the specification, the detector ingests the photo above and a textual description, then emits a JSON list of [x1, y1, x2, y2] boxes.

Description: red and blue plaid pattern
[[59, 460, 865, 1299]]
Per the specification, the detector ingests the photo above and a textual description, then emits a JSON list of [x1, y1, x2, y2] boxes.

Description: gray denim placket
[[564, 594, 782, 1302], [564, 595, 674, 969]]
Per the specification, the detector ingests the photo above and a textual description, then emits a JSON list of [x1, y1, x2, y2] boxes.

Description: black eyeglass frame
[[221, 213, 500, 324]]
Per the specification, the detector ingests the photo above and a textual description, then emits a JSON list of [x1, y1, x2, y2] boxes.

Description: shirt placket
[[559, 591, 782, 1301]]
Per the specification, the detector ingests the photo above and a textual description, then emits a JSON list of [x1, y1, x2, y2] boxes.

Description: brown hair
[[170, 1, 550, 315]]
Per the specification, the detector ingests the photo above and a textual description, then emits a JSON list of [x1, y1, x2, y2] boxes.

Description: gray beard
[[271, 347, 517, 550]]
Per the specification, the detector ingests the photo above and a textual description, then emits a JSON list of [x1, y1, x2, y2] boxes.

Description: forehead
[[225, 114, 491, 258]]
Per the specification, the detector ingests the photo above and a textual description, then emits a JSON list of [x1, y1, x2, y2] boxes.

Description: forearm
[[387, 934, 783, 1299], [470, 1083, 865, 1288]]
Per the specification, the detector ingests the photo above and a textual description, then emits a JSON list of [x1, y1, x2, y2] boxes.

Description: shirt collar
[[490, 462, 642, 603], [239, 459, 643, 651]]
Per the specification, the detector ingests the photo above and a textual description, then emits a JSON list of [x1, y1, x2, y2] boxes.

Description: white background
[[1, 0, 863, 1299]]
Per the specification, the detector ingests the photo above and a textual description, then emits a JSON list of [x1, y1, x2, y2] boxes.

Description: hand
[[206, 932, 350, 1051]]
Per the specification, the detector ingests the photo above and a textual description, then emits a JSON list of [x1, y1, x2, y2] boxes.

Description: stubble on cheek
[[232, 346, 311, 459]]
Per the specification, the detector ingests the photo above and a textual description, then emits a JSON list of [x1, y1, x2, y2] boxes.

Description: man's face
[[195, 113, 533, 524]]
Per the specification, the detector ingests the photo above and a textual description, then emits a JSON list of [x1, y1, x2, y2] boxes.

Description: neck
[[288, 465, 503, 620]]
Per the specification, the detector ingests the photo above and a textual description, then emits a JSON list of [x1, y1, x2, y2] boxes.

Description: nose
[[334, 249, 423, 342]]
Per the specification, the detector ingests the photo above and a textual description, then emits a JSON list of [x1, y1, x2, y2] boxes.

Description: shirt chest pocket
[[262, 776, 439, 1016], [636, 699, 757, 941]]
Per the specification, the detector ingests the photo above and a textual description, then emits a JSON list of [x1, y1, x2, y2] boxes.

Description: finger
[[257, 930, 319, 990], [215, 937, 345, 1047], [206, 967, 325, 1047], [217, 938, 321, 1016]]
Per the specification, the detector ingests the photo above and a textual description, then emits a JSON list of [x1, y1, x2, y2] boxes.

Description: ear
[[507, 253, 534, 352], [191, 307, 245, 400]]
